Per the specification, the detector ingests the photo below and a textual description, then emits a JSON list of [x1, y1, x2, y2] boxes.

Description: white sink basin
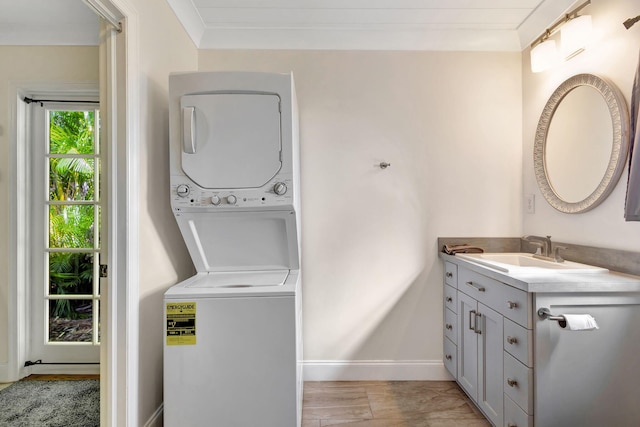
[[456, 253, 608, 274]]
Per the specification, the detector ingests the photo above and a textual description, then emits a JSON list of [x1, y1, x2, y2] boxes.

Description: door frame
[[28, 96, 102, 371], [6, 1, 139, 425], [98, 3, 139, 424]]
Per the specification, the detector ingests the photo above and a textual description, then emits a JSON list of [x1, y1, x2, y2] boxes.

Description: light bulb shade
[[561, 15, 592, 58], [531, 39, 560, 73]]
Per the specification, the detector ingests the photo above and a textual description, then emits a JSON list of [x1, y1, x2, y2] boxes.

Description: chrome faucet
[[523, 235, 553, 259]]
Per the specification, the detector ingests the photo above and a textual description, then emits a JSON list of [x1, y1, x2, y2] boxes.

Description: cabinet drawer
[[504, 318, 532, 367], [444, 284, 457, 313], [444, 262, 458, 287], [500, 284, 530, 327], [444, 307, 457, 343], [459, 269, 530, 327], [504, 394, 533, 427], [443, 336, 457, 378], [504, 352, 533, 414]]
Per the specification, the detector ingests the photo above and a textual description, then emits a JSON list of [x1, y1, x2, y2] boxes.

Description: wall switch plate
[[525, 194, 535, 214]]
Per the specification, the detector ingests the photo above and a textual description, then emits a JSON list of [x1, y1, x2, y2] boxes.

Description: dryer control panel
[[170, 176, 294, 211]]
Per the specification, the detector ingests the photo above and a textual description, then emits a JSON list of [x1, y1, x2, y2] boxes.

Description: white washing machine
[[164, 72, 302, 427]]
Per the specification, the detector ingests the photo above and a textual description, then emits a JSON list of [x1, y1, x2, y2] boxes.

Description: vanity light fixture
[[530, 0, 592, 73], [561, 14, 592, 59], [530, 33, 560, 73]]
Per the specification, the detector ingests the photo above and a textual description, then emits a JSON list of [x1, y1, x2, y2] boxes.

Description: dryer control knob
[[226, 195, 237, 205], [176, 184, 190, 197], [274, 182, 288, 195], [211, 195, 221, 205]]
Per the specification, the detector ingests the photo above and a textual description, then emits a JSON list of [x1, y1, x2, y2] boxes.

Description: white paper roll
[[560, 314, 599, 331]]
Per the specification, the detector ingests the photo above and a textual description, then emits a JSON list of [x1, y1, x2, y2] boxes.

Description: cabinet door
[[477, 303, 504, 427], [535, 295, 640, 427], [457, 291, 478, 400]]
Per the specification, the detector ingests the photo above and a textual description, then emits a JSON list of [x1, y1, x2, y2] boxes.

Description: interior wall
[[129, 0, 197, 423], [523, 0, 640, 250], [0, 45, 98, 368], [198, 50, 523, 365]]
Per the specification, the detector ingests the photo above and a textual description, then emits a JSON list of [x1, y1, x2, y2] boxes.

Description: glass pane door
[[29, 104, 101, 368], [47, 109, 101, 345]]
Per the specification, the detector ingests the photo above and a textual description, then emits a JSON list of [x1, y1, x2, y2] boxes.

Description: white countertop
[[440, 253, 640, 293]]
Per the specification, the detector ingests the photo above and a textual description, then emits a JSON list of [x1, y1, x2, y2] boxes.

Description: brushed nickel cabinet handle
[[507, 300, 518, 309], [506, 336, 518, 345], [466, 281, 486, 292], [469, 310, 477, 331], [445, 323, 453, 330], [445, 354, 452, 361], [446, 272, 453, 278], [445, 296, 453, 303], [507, 378, 518, 387], [474, 312, 482, 334]]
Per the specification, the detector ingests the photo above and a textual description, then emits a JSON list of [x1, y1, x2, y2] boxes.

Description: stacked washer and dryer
[[163, 72, 302, 427]]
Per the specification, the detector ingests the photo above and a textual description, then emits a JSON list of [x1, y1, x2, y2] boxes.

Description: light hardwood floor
[[302, 381, 491, 427]]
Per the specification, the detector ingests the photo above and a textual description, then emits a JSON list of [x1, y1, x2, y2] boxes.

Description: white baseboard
[[303, 360, 453, 382], [28, 364, 100, 376], [0, 363, 28, 383], [144, 403, 163, 427], [0, 363, 8, 383], [2, 364, 99, 383]]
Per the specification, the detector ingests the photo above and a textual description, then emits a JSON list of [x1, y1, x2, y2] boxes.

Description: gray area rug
[[0, 380, 99, 427]]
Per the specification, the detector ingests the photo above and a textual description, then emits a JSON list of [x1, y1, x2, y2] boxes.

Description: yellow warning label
[[166, 302, 196, 346]]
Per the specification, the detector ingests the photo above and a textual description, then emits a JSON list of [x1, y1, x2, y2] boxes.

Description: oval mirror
[[534, 74, 630, 213]]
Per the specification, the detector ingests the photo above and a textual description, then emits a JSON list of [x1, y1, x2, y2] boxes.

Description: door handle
[[469, 310, 477, 331], [465, 281, 486, 292], [474, 312, 482, 334], [182, 106, 196, 154]]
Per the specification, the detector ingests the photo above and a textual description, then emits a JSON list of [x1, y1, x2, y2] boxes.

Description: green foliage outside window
[[48, 111, 98, 320]]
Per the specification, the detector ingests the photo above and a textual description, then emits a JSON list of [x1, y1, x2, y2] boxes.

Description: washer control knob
[[211, 195, 221, 205], [226, 195, 237, 205], [273, 182, 288, 195], [176, 184, 190, 197]]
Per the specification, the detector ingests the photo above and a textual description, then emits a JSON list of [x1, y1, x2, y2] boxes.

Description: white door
[[180, 93, 282, 189], [28, 101, 101, 370]]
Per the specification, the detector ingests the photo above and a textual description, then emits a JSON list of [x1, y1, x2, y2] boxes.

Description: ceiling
[[0, 0, 99, 45], [166, 0, 578, 51], [0, 0, 578, 51]]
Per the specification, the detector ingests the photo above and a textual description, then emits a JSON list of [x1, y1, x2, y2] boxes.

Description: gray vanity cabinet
[[442, 249, 640, 426], [443, 260, 532, 427]]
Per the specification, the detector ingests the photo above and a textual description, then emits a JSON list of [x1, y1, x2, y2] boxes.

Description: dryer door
[[180, 93, 282, 189]]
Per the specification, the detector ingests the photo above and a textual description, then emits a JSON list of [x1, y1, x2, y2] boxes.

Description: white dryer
[[164, 72, 302, 427]]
